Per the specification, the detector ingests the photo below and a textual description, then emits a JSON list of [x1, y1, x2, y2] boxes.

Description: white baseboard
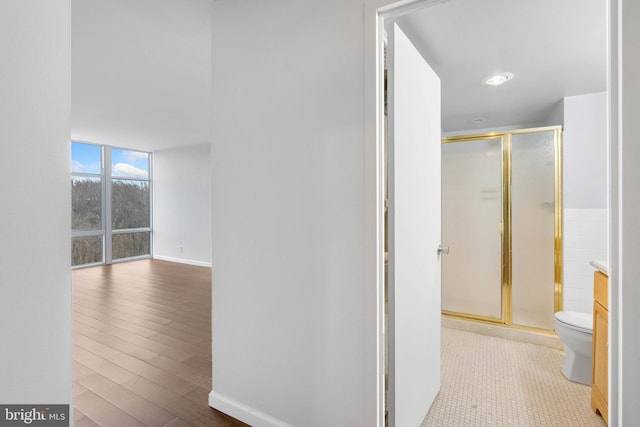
[[208, 390, 292, 427], [152, 254, 212, 268]]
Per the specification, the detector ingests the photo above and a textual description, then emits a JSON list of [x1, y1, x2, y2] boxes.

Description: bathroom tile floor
[[422, 327, 607, 427]]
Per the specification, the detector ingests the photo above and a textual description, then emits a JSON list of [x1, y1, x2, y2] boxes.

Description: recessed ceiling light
[[482, 72, 514, 86]]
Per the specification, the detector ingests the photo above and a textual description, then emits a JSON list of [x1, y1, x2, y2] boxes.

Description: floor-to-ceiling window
[[71, 142, 104, 266], [71, 141, 152, 267]]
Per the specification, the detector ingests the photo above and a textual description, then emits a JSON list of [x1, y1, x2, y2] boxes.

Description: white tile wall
[[563, 208, 608, 313]]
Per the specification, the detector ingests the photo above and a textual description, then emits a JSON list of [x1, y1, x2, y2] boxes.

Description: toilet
[[554, 311, 594, 385]]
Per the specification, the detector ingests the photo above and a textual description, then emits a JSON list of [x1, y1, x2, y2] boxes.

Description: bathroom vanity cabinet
[[591, 270, 608, 424]]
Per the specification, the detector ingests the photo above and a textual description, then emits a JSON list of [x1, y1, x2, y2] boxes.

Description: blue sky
[[111, 148, 149, 178], [71, 142, 101, 174], [72, 142, 149, 178]]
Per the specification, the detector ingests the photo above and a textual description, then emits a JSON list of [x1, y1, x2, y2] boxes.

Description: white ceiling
[[71, 0, 211, 152], [398, 0, 607, 132], [71, 0, 606, 151]]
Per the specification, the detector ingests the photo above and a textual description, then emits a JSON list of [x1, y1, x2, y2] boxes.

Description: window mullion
[[149, 152, 153, 258], [104, 146, 113, 264], [112, 227, 152, 234]]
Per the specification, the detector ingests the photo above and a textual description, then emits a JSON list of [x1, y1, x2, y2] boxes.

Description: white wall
[[209, 1, 392, 425], [562, 208, 607, 313], [0, 0, 72, 406], [153, 144, 212, 267], [546, 98, 564, 126], [563, 92, 608, 209], [562, 92, 608, 313], [611, 0, 640, 424]]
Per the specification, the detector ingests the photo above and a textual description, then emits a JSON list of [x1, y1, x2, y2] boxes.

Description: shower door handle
[[437, 245, 450, 255]]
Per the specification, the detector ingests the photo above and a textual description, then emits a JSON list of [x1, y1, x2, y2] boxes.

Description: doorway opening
[[376, 0, 607, 425]]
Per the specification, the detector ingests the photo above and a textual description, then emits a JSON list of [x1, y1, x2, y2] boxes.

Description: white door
[[387, 22, 442, 426]]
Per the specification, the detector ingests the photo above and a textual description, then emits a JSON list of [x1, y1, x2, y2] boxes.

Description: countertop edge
[[589, 259, 609, 275]]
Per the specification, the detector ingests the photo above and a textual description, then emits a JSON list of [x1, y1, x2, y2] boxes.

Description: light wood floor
[[72, 259, 247, 427]]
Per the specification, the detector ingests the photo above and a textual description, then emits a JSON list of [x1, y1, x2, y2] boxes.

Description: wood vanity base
[[591, 270, 608, 424]]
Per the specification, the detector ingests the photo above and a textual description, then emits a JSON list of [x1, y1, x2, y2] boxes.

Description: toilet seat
[[554, 311, 593, 333]]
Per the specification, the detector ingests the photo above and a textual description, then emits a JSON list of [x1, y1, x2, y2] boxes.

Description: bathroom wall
[[546, 98, 564, 126], [562, 92, 608, 313], [563, 208, 607, 313]]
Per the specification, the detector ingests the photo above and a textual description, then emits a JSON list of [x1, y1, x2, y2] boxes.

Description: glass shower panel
[[511, 130, 556, 330], [442, 138, 503, 320]]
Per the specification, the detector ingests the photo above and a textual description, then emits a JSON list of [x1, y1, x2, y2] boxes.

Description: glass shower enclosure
[[441, 126, 562, 330]]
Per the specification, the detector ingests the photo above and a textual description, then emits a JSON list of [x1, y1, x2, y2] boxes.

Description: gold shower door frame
[[441, 126, 563, 328]]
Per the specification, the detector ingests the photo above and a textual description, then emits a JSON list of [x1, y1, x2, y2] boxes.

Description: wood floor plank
[[75, 301, 206, 344], [74, 383, 89, 397], [74, 299, 173, 327], [163, 417, 194, 427], [73, 346, 111, 371], [120, 375, 179, 408], [73, 408, 100, 427], [164, 319, 212, 340], [72, 260, 248, 427], [108, 352, 198, 396], [143, 320, 208, 345], [77, 372, 175, 426], [147, 354, 211, 389], [74, 390, 146, 427], [86, 330, 159, 361], [121, 376, 230, 427], [145, 330, 210, 356], [110, 330, 194, 362], [182, 354, 213, 372], [73, 330, 123, 359], [77, 289, 210, 324], [74, 347, 138, 385], [77, 319, 191, 362], [74, 361, 95, 380], [184, 385, 215, 407], [74, 309, 158, 338]]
